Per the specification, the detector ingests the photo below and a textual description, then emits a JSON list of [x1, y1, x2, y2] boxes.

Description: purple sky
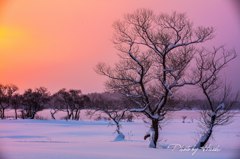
[[0, 0, 239, 93]]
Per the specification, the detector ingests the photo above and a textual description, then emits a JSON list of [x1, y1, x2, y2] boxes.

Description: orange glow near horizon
[[0, 0, 239, 93]]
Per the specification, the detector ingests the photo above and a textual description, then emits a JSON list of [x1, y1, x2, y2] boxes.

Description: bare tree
[[96, 9, 214, 148], [11, 93, 22, 119], [106, 109, 127, 141], [69, 90, 90, 120], [21, 87, 50, 119], [48, 94, 63, 120], [51, 89, 71, 120], [90, 93, 131, 141], [0, 84, 18, 119], [52, 89, 90, 120], [194, 47, 237, 148]]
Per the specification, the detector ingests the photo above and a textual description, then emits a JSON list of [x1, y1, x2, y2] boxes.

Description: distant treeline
[[0, 84, 239, 120]]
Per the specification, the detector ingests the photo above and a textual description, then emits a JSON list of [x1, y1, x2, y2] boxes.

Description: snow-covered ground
[[0, 111, 239, 159]]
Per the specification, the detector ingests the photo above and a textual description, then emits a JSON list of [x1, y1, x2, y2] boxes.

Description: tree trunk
[[66, 108, 71, 120], [26, 108, 32, 119], [14, 109, 18, 119], [74, 110, 80, 120], [28, 110, 36, 119], [116, 121, 120, 134], [195, 128, 213, 149], [76, 110, 80, 120], [144, 119, 159, 148], [21, 110, 25, 119], [30, 112, 36, 119], [69, 111, 74, 120], [1, 108, 5, 119], [114, 121, 125, 141], [50, 110, 56, 120], [0, 110, 3, 119], [151, 119, 159, 148], [195, 114, 216, 149]]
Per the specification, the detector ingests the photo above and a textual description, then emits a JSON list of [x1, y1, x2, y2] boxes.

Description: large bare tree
[[194, 47, 237, 148], [96, 9, 214, 148]]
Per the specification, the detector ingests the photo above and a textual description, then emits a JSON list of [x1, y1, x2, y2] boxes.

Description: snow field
[[0, 110, 239, 159]]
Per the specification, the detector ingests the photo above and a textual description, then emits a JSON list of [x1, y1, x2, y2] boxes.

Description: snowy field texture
[[0, 111, 239, 159]]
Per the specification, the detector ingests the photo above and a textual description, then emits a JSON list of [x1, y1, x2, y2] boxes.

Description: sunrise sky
[[0, 0, 239, 93]]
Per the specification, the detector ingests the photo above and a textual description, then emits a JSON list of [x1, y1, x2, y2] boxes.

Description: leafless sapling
[[90, 92, 130, 141]]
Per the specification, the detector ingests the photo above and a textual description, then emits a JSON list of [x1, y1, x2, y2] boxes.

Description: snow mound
[[114, 132, 125, 141]]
